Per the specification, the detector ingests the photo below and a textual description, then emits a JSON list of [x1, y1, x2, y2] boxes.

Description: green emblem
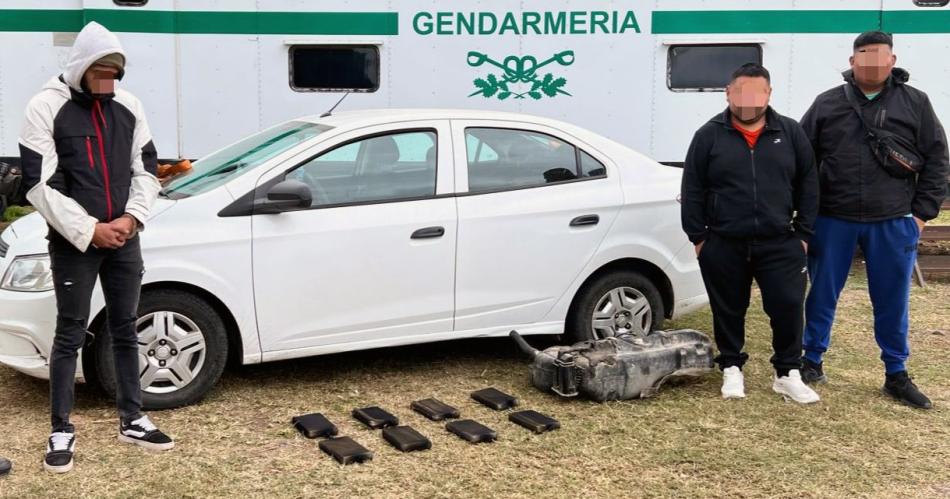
[[467, 50, 574, 100]]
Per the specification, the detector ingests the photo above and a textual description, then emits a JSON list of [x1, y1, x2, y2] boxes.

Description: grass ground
[[0, 269, 947, 498], [0, 205, 33, 232]]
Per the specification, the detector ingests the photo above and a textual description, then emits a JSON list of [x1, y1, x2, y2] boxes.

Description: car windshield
[[160, 121, 331, 199]]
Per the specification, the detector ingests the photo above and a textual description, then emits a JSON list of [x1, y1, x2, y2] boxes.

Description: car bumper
[[0, 287, 85, 381]]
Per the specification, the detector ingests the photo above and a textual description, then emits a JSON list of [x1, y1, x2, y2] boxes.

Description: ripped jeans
[[48, 231, 144, 433]]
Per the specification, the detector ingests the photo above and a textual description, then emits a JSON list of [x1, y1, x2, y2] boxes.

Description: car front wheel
[[95, 289, 228, 410]]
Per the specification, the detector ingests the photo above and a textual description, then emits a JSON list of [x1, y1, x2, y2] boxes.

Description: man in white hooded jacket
[[18, 21, 173, 474]]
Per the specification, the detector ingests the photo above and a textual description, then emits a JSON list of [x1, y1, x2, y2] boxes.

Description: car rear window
[[464, 128, 605, 193]]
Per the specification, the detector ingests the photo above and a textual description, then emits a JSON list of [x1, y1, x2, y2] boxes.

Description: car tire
[[566, 270, 665, 344], [96, 289, 228, 410]]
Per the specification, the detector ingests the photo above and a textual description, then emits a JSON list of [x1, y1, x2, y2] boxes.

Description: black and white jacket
[[18, 21, 160, 252]]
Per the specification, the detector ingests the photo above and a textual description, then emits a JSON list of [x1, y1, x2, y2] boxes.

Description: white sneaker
[[721, 366, 746, 399], [773, 370, 821, 404]]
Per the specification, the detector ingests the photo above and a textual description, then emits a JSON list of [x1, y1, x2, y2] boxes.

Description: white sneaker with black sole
[[44, 431, 75, 473], [773, 369, 821, 404], [118, 415, 175, 451]]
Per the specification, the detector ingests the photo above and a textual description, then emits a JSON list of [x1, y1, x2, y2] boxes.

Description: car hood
[[6, 198, 176, 255]]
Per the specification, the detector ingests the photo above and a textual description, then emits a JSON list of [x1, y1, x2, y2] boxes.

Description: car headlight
[[1, 254, 54, 292]]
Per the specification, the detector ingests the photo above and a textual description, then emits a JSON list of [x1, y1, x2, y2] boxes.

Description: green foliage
[[1, 205, 33, 222]]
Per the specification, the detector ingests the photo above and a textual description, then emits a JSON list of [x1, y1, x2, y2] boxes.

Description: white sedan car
[[0, 109, 707, 409]]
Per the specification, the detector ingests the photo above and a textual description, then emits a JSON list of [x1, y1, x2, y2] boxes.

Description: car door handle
[[411, 226, 445, 239], [570, 215, 600, 227]]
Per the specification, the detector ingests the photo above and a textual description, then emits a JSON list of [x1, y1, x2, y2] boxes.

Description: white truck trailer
[[0, 0, 947, 165]]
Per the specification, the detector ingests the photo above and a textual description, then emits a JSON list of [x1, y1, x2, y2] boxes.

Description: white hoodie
[[63, 21, 127, 93]]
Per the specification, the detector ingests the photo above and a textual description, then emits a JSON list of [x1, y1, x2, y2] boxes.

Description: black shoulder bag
[[842, 84, 923, 179]]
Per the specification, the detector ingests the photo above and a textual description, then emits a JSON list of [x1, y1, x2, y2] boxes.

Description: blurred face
[[726, 76, 771, 125], [850, 44, 896, 89], [82, 64, 119, 95]]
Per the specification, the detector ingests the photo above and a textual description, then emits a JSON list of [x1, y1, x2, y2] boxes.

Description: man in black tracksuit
[[681, 63, 820, 403]]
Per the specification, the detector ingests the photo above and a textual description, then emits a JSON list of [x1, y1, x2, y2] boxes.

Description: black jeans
[[48, 232, 144, 433], [698, 233, 808, 374]]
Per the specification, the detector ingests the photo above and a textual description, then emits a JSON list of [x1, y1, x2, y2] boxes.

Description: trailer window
[[290, 45, 380, 92], [667, 44, 762, 92], [113, 0, 147, 5], [913, 1, 949, 6]]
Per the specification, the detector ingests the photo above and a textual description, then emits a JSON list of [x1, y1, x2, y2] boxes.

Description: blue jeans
[[803, 215, 920, 374]]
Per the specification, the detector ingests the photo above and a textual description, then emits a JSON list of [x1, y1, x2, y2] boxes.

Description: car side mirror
[[255, 179, 312, 214]]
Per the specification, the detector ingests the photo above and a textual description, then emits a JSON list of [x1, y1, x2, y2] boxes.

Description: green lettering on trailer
[[411, 11, 639, 35], [590, 11, 610, 34], [458, 12, 476, 35], [413, 12, 433, 35], [620, 11, 641, 33], [480, 13, 498, 35], [570, 11, 587, 34], [499, 13, 520, 35], [544, 12, 567, 35], [437, 12, 453, 35], [523, 12, 542, 35]]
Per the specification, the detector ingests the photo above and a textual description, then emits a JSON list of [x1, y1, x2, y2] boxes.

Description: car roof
[[298, 108, 579, 130], [294, 108, 650, 170]]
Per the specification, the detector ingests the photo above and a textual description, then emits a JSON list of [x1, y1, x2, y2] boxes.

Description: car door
[[251, 121, 457, 354], [450, 120, 623, 332]]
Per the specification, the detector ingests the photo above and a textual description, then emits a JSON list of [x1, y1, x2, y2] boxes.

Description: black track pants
[[698, 234, 808, 373]]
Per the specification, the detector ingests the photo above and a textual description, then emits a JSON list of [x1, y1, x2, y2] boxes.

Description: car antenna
[[320, 92, 350, 118]]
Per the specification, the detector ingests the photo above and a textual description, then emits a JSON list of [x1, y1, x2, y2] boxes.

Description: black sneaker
[[44, 432, 75, 473], [801, 358, 827, 385], [118, 415, 175, 451], [882, 371, 933, 410]]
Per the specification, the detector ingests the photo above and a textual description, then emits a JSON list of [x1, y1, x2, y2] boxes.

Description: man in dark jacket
[[800, 32, 948, 409], [19, 21, 174, 473], [681, 63, 820, 403]]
